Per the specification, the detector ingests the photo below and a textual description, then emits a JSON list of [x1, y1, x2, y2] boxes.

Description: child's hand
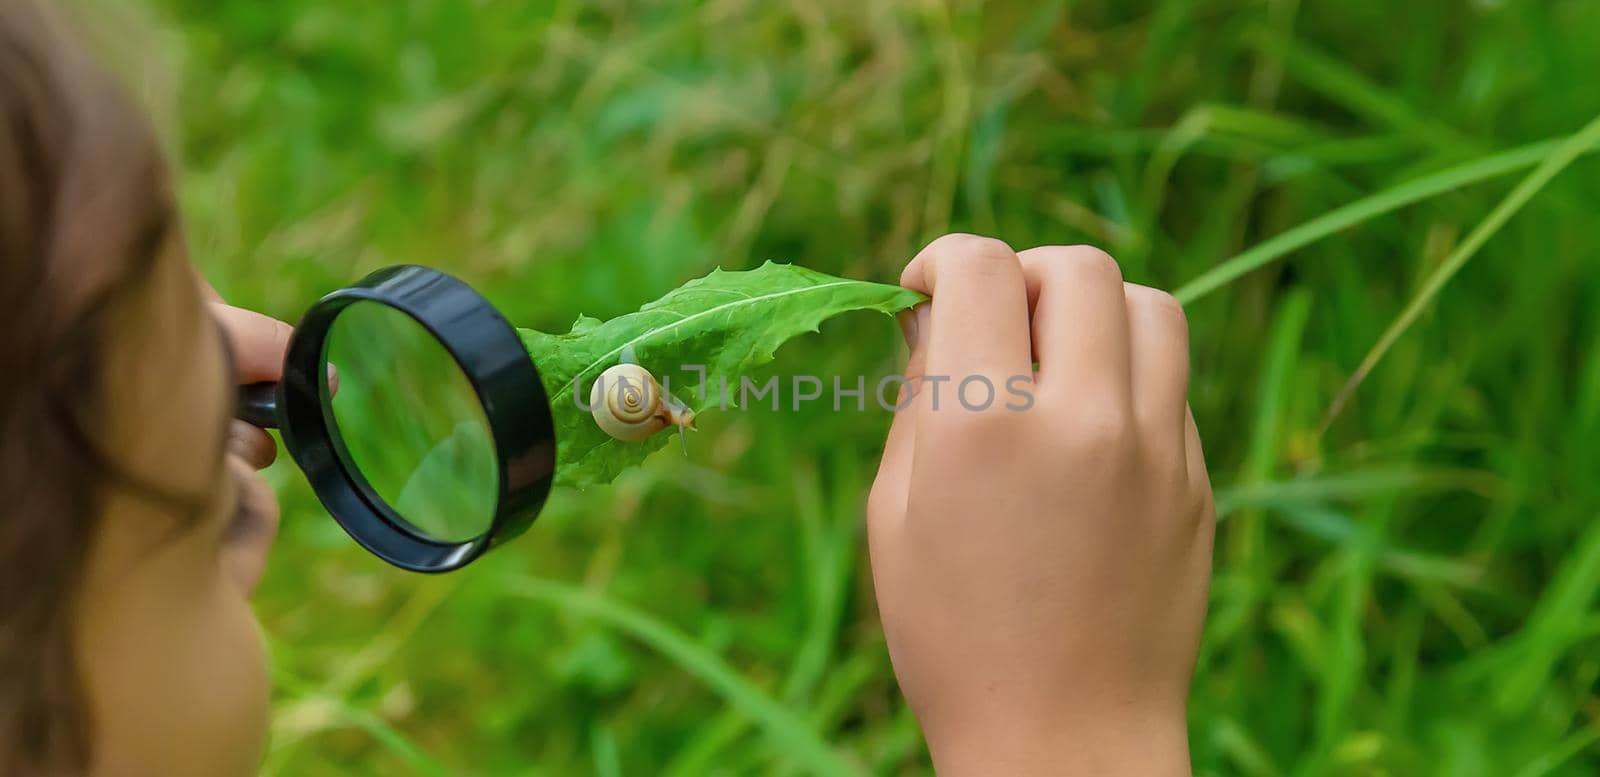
[[210, 301, 292, 470], [868, 235, 1214, 776], [209, 300, 291, 594]]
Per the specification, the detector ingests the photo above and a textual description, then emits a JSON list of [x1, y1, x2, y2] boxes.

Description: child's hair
[[0, 0, 188, 771]]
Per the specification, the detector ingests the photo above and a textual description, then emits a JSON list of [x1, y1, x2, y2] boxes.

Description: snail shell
[[590, 363, 695, 442]]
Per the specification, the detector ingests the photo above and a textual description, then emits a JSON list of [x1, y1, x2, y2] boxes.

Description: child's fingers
[[220, 456, 281, 595], [227, 420, 279, 470], [1185, 405, 1210, 494], [1014, 247, 1093, 376], [899, 234, 1033, 387], [1124, 284, 1191, 443], [211, 302, 292, 384], [1015, 246, 1132, 406], [869, 305, 929, 521]]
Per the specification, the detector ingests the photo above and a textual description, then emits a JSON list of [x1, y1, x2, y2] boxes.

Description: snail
[[589, 363, 696, 442]]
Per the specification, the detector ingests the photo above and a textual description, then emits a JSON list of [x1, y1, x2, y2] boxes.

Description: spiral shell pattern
[[591, 363, 669, 441]]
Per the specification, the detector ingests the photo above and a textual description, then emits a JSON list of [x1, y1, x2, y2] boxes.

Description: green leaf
[[519, 262, 923, 489]]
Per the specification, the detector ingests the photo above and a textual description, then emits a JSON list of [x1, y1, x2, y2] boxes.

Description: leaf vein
[[571, 280, 858, 384]]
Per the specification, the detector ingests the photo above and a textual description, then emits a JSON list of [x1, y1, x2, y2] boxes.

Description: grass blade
[[1214, 467, 1505, 517], [1511, 725, 1600, 777], [591, 722, 623, 777], [1252, 33, 1472, 151], [507, 577, 868, 777], [269, 661, 458, 777], [1492, 515, 1600, 713], [1323, 111, 1600, 427], [1227, 288, 1311, 567], [1173, 133, 1600, 304]]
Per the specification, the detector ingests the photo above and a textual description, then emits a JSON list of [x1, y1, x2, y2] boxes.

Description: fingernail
[[898, 303, 929, 351], [897, 311, 916, 349], [326, 362, 340, 396]]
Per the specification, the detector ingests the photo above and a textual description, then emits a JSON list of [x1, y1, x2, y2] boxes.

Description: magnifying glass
[[236, 265, 557, 573]]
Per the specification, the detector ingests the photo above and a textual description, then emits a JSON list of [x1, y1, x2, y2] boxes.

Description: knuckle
[[928, 403, 1024, 447], [1066, 401, 1136, 452], [1127, 284, 1189, 326], [1051, 244, 1123, 284], [235, 307, 291, 349], [266, 317, 294, 351], [1127, 284, 1185, 316], [930, 233, 1018, 267], [1127, 286, 1192, 359]]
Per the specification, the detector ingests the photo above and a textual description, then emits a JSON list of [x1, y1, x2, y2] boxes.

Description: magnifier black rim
[[277, 265, 555, 572]]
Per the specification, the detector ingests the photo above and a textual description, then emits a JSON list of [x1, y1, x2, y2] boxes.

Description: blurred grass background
[[106, 0, 1600, 774]]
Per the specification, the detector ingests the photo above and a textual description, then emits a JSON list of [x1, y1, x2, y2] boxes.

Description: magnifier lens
[[323, 301, 498, 543]]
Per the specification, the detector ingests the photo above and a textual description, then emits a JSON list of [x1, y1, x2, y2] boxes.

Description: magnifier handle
[[237, 382, 281, 429]]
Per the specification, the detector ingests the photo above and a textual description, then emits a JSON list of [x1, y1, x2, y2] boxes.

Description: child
[[0, 1, 1213, 774]]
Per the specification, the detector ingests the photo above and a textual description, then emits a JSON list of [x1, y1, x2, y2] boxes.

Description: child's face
[[71, 234, 278, 777]]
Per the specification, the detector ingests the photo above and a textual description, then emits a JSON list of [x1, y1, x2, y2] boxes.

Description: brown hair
[[0, 0, 182, 772]]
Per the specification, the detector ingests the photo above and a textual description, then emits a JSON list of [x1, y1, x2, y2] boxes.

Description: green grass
[[110, 0, 1600, 774]]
